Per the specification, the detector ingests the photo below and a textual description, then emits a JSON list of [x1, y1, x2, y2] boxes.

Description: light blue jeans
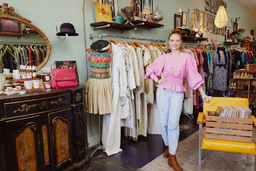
[[156, 88, 184, 155]]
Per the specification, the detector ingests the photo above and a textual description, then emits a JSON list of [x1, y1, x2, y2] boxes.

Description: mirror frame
[[0, 2, 51, 71]]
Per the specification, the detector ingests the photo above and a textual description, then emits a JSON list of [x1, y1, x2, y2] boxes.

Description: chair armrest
[[197, 112, 204, 125], [251, 115, 256, 127]]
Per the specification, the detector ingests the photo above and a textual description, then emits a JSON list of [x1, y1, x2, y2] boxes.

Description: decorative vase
[[151, 6, 163, 21], [237, 32, 244, 40], [115, 16, 123, 24], [0, 74, 6, 91]]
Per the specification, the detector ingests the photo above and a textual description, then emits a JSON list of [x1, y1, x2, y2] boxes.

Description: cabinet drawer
[[4, 93, 71, 117]]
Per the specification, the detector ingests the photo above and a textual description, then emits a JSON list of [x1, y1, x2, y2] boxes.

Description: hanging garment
[[85, 48, 113, 115], [127, 45, 140, 87], [120, 45, 135, 120], [212, 51, 228, 91], [183, 77, 194, 114], [2, 47, 16, 72], [135, 47, 145, 122], [102, 43, 124, 156], [33, 46, 41, 66]]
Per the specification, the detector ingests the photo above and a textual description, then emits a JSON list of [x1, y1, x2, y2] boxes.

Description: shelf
[[90, 22, 136, 31], [229, 78, 256, 80], [237, 39, 245, 42], [182, 36, 208, 42], [131, 20, 164, 29], [228, 89, 255, 93], [224, 42, 239, 45], [234, 69, 256, 74]]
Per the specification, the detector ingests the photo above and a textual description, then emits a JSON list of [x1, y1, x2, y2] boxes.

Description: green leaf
[[8, 44, 26, 59], [6, 46, 18, 60]]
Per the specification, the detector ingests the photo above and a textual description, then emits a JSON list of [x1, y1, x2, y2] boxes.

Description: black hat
[[56, 23, 79, 36], [90, 40, 110, 52]]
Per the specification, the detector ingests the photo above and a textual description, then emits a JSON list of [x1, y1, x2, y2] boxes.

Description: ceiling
[[234, 0, 256, 16]]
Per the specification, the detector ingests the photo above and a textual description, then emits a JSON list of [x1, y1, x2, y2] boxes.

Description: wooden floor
[[87, 113, 199, 171]]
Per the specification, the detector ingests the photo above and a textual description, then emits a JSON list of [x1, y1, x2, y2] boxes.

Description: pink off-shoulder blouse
[[144, 53, 204, 92]]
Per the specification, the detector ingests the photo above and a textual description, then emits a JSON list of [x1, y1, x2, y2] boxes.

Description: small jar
[[33, 80, 40, 89], [43, 74, 50, 82], [13, 83, 21, 91], [4, 84, 13, 92], [24, 81, 33, 90], [27, 73, 32, 79]]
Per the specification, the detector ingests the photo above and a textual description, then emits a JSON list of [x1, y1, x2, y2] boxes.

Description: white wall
[[3, 0, 256, 147]]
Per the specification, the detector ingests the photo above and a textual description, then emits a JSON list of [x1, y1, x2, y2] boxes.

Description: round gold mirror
[[0, 2, 51, 71]]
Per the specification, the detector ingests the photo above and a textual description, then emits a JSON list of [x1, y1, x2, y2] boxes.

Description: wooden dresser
[[0, 86, 89, 171]]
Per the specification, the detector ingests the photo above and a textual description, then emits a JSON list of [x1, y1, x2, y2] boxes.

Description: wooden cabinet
[[5, 115, 44, 171], [0, 86, 89, 171]]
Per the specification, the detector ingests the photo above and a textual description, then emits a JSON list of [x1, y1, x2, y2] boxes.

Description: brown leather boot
[[163, 146, 169, 158], [168, 154, 183, 171]]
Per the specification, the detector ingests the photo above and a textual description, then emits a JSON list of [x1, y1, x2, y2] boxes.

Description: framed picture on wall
[[174, 14, 182, 29], [182, 11, 187, 26], [0, 19, 23, 37], [225, 26, 232, 42], [140, 0, 153, 12]]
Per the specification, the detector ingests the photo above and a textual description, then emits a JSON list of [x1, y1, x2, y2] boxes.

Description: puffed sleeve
[[186, 54, 204, 90], [144, 55, 165, 80]]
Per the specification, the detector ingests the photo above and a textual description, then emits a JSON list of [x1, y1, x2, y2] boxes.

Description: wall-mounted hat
[[121, 6, 135, 21], [56, 23, 79, 36], [90, 40, 110, 52], [245, 35, 253, 42]]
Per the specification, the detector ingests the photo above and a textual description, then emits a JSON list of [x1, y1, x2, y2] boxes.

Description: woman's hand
[[154, 75, 167, 84], [202, 94, 212, 103], [198, 86, 212, 103]]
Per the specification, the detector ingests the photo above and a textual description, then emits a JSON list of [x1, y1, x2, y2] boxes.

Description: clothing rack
[[89, 33, 166, 43], [0, 41, 46, 45], [182, 43, 222, 46]]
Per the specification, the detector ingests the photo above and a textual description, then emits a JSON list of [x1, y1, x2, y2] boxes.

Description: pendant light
[[214, 0, 228, 28]]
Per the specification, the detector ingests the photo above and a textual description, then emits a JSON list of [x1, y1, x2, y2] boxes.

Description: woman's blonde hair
[[168, 29, 183, 41]]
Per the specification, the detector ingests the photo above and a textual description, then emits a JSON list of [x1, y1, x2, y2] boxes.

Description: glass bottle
[[152, 6, 163, 21], [32, 66, 37, 78]]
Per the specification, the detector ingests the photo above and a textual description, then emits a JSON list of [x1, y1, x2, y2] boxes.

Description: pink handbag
[[51, 68, 78, 89]]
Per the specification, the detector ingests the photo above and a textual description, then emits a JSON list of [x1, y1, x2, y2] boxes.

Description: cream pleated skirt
[[86, 78, 112, 115]]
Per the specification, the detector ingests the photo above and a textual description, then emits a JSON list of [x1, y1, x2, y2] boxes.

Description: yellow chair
[[197, 97, 256, 170]]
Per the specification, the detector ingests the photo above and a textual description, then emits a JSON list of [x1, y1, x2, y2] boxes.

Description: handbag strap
[[25, 60, 35, 68], [50, 61, 56, 72]]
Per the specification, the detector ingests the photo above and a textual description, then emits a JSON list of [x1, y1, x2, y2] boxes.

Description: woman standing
[[144, 29, 212, 171]]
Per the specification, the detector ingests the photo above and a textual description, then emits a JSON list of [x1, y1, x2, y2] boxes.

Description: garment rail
[[0, 41, 46, 45], [182, 43, 222, 46], [89, 33, 166, 43]]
